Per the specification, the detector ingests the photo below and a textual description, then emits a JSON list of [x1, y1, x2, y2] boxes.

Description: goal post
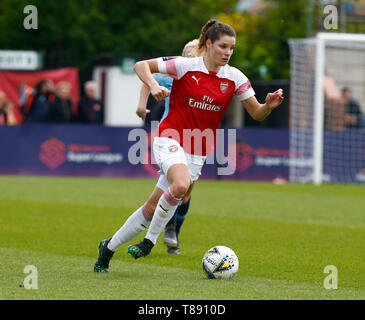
[[289, 33, 365, 185], [313, 33, 325, 185]]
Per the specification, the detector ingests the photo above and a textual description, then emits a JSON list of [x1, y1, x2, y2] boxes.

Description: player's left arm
[[241, 89, 284, 121]]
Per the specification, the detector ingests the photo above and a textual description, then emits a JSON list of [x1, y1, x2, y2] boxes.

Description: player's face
[[207, 35, 235, 66], [184, 46, 196, 58]]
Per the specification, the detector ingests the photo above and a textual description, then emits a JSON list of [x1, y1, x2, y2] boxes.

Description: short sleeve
[[234, 69, 255, 101], [157, 57, 192, 80]]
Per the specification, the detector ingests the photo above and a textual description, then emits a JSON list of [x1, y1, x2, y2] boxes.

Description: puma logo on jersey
[[192, 76, 201, 85]]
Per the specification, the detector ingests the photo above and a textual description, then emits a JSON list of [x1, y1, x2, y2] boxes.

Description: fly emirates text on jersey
[[188, 95, 222, 112]]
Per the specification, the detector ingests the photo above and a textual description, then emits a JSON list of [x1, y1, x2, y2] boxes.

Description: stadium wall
[[93, 66, 143, 127]]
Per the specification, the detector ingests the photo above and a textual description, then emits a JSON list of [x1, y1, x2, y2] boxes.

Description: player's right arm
[[134, 59, 169, 101], [136, 83, 151, 121]]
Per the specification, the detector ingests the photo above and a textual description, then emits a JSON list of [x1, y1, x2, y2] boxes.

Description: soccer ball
[[202, 246, 239, 279]]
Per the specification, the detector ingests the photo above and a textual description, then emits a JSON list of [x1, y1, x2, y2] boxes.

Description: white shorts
[[153, 137, 206, 191]]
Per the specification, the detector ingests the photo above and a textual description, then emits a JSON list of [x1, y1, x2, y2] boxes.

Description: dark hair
[[34, 79, 49, 96], [197, 19, 236, 55]]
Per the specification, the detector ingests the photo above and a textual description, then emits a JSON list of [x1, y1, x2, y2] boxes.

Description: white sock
[[107, 206, 151, 252], [145, 189, 181, 245]]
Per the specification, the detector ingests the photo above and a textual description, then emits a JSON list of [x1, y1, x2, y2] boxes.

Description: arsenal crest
[[220, 82, 229, 93]]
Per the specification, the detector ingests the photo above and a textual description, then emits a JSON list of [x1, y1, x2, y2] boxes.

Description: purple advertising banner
[[0, 125, 291, 182]]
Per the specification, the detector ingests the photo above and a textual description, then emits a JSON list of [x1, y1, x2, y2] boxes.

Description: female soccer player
[[94, 19, 284, 273], [136, 39, 200, 255]]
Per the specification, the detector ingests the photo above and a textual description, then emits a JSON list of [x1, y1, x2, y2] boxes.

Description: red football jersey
[[157, 56, 255, 155]]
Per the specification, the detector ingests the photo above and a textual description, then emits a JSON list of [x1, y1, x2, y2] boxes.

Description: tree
[[0, 0, 308, 77], [0, 0, 111, 68], [0, 0, 237, 69], [220, 0, 307, 80], [99, 0, 237, 57]]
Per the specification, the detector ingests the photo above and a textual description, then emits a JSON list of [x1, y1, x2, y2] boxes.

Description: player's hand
[[150, 84, 169, 102], [265, 89, 284, 110], [136, 107, 150, 121]]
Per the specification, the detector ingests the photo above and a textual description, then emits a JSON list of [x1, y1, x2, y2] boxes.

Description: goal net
[[289, 33, 365, 184]]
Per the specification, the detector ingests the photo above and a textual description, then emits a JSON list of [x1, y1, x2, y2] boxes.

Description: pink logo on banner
[[227, 141, 254, 172], [39, 138, 67, 169]]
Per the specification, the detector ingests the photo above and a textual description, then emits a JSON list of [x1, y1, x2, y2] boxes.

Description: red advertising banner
[[0, 67, 79, 123]]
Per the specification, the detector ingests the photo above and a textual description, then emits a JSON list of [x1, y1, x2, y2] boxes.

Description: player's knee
[[170, 182, 189, 199]]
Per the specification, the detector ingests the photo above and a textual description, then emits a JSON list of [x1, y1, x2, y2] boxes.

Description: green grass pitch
[[0, 175, 364, 300]]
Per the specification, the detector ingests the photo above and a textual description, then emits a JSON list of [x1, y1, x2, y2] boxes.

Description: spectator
[[50, 81, 73, 123], [78, 81, 104, 124], [0, 91, 17, 125], [20, 79, 56, 123], [323, 74, 346, 131], [342, 87, 364, 129]]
